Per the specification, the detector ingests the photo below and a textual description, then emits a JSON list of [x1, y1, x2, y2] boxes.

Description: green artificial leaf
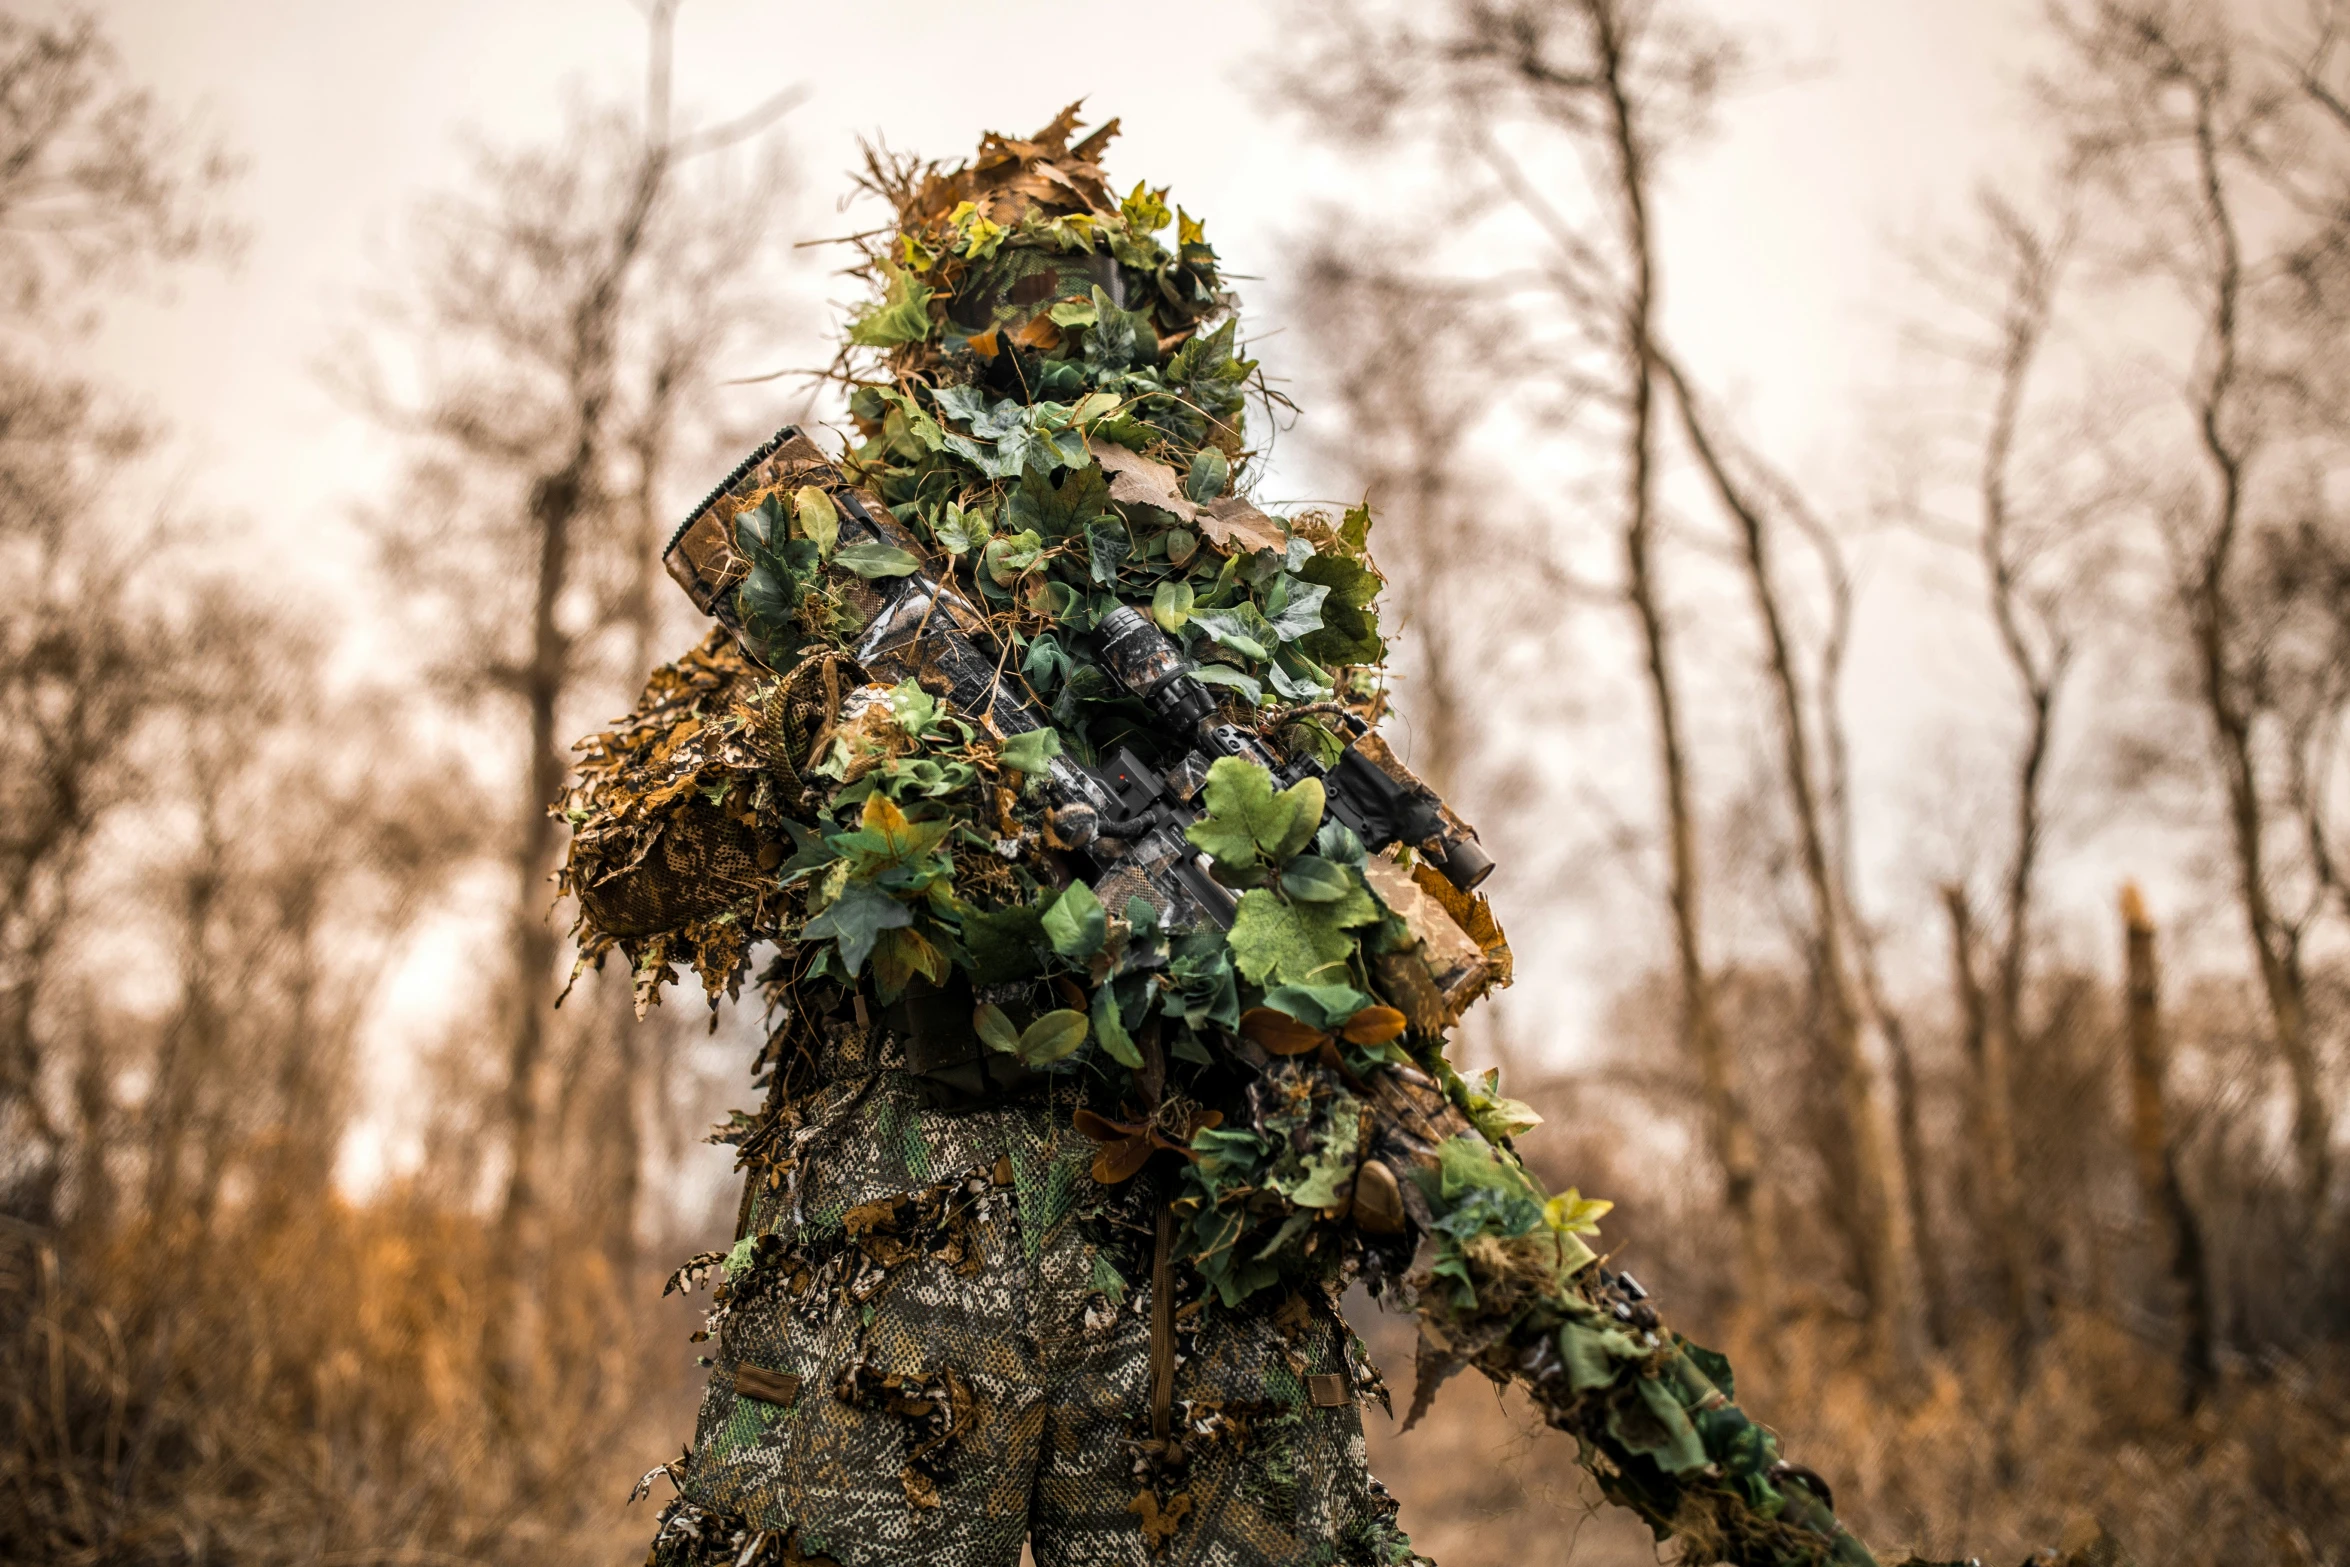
[[1278, 854, 1352, 903], [1338, 500, 1373, 556], [847, 263, 936, 347], [793, 485, 840, 558], [1091, 982, 1141, 1068], [1426, 1135, 1546, 1236], [962, 902, 1051, 985], [833, 539, 924, 579], [1267, 579, 1331, 643], [774, 819, 839, 883], [1166, 929, 1241, 1031], [933, 383, 991, 425], [1185, 447, 1229, 505], [1314, 819, 1367, 866], [1558, 1317, 1650, 1393], [1295, 551, 1384, 666], [998, 726, 1062, 773], [1276, 1099, 1362, 1211], [800, 881, 912, 975], [982, 529, 1044, 586], [1189, 607, 1270, 663], [1226, 882, 1379, 988], [1048, 297, 1100, 328], [1085, 518, 1131, 585], [1121, 179, 1171, 232], [1009, 461, 1111, 539], [1183, 758, 1327, 877], [1465, 1066, 1545, 1141], [887, 678, 939, 738], [933, 500, 988, 555], [1544, 1188, 1613, 1236], [1016, 1008, 1089, 1065], [973, 1002, 1021, 1055], [1614, 1378, 1710, 1475], [1071, 390, 1122, 427], [1189, 663, 1261, 704], [1260, 983, 1373, 1031], [1151, 579, 1194, 632], [1042, 879, 1107, 959]]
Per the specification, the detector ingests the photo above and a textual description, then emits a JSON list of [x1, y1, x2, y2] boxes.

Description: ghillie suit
[[569, 108, 1943, 1567]]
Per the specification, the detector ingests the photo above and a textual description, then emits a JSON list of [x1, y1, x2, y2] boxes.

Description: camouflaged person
[[566, 108, 1907, 1567]]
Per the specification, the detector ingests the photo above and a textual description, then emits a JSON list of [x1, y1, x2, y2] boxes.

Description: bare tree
[[354, 0, 800, 1321], [0, 7, 235, 1213], [2047, 0, 2350, 1214], [1276, 0, 1786, 1333], [2120, 882, 2217, 1409], [1659, 354, 1924, 1373]]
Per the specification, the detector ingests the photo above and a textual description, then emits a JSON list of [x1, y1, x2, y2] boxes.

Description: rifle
[[663, 426, 1495, 941]]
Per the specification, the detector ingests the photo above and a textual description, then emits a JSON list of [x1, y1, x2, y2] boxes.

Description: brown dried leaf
[[1199, 496, 1286, 556], [1089, 437, 1199, 522], [1240, 1006, 1329, 1056], [1339, 1004, 1408, 1045]]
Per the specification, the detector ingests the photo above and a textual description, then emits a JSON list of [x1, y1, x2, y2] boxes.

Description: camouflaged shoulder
[[557, 630, 851, 1012]]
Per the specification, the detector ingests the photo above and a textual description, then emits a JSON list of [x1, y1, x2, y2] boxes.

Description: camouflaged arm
[[1355, 1067, 1887, 1567]]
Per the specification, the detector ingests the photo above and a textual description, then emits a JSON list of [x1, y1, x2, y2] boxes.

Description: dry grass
[[0, 1196, 707, 1567]]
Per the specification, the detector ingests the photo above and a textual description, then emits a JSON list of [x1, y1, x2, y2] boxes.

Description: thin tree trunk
[[1942, 884, 2034, 1378], [2175, 73, 2331, 1213], [1588, 2, 1774, 1333], [1789, 468, 1949, 1351], [2120, 883, 2217, 1411], [1664, 349, 1919, 1375], [1975, 201, 2066, 1367]]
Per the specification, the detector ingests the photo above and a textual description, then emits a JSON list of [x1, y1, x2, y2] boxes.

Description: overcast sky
[[87, 0, 2043, 549]]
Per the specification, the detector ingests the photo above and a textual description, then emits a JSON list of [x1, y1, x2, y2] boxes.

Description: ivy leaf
[[982, 529, 1044, 586], [934, 501, 988, 555], [833, 539, 924, 579], [973, 1002, 1022, 1055], [1091, 983, 1142, 1068], [1121, 180, 1171, 232], [790, 485, 839, 558], [1225, 880, 1379, 988], [887, 678, 939, 738], [933, 383, 991, 425], [800, 881, 911, 975], [1042, 879, 1107, 960], [1184, 758, 1324, 876], [1267, 579, 1331, 643], [1185, 447, 1229, 504], [1189, 663, 1261, 704], [998, 726, 1062, 773], [1151, 579, 1194, 632], [1017, 1008, 1090, 1065], [962, 902, 1051, 985], [1544, 1188, 1613, 1236], [1296, 551, 1384, 666], [1278, 854, 1352, 903], [1260, 983, 1372, 1031], [847, 263, 935, 347], [1190, 608, 1270, 663], [1085, 519, 1131, 586]]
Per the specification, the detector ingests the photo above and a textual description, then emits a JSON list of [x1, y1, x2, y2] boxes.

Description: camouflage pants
[[646, 1056, 1424, 1567]]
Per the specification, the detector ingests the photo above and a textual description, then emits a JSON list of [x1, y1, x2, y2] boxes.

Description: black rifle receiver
[[1091, 605, 1496, 892]]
